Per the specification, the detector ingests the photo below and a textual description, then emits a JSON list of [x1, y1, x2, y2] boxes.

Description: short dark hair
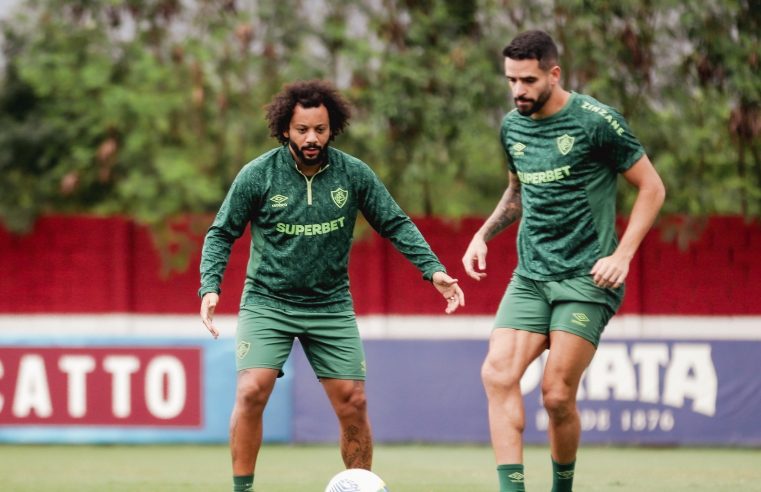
[[502, 30, 559, 71], [265, 79, 352, 144]]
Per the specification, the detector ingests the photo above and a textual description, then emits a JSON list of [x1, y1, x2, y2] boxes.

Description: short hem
[[549, 326, 599, 347], [236, 364, 286, 378], [492, 325, 599, 347], [492, 325, 546, 335], [316, 373, 366, 381]]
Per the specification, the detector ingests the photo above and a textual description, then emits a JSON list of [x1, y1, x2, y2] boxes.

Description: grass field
[[0, 443, 759, 491]]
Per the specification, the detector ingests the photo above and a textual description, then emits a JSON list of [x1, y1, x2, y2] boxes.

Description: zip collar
[[298, 164, 328, 205], [282, 146, 330, 205]]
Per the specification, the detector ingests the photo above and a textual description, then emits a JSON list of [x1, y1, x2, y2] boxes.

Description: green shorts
[[493, 273, 622, 347], [235, 305, 366, 380]]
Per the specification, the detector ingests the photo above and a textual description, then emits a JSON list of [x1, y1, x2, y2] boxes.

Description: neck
[[288, 145, 324, 177], [297, 162, 321, 177], [532, 87, 570, 120]]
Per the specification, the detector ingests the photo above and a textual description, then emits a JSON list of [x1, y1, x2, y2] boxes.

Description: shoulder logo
[[331, 187, 348, 208], [556, 134, 575, 155], [270, 195, 288, 208], [512, 142, 526, 156]]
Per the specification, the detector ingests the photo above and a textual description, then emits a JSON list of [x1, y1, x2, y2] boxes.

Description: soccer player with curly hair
[[199, 79, 464, 492]]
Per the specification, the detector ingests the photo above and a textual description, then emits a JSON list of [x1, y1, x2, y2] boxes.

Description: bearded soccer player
[[461, 31, 665, 492], [199, 80, 464, 492]]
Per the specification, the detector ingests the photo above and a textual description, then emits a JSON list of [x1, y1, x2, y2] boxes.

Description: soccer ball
[[324, 468, 389, 492]]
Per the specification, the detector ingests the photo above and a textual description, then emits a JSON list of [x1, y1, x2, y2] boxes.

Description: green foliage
[[1, 0, 759, 267]]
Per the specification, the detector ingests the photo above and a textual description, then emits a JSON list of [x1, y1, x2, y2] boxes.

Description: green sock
[[551, 459, 575, 492], [497, 464, 526, 492], [233, 474, 254, 492]]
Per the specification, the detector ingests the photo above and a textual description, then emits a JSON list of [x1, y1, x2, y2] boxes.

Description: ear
[[549, 65, 561, 84], [282, 130, 289, 140]]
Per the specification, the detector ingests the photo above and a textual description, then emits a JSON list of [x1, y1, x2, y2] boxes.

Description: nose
[[305, 129, 318, 144], [512, 81, 526, 98]]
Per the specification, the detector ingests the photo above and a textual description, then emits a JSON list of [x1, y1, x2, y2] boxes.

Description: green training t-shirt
[[199, 145, 445, 312], [500, 92, 645, 280]]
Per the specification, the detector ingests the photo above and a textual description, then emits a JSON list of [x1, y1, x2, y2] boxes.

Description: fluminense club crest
[[556, 134, 575, 155], [331, 187, 348, 208], [236, 341, 251, 359]]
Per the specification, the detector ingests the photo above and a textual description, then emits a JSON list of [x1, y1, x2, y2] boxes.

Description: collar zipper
[[297, 165, 329, 205]]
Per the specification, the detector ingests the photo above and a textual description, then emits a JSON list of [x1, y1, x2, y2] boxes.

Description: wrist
[[427, 269, 446, 282], [198, 288, 220, 299], [475, 228, 490, 243]]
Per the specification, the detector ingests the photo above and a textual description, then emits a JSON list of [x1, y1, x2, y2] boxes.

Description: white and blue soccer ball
[[324, 468, 389, 492]]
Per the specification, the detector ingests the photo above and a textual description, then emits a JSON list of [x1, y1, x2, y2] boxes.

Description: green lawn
[[0, 443, 759, 491]]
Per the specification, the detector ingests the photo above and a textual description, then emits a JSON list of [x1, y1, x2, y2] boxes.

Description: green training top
[[500, 92, 645, 281], [199, 145, 445, 312]]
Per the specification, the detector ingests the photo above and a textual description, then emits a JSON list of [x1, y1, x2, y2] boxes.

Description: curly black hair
[[265, 80, 352, 144]]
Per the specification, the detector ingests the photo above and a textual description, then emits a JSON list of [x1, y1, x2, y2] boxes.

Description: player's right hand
[[200, 292, 220, 339], [462, 236, 488, 281]]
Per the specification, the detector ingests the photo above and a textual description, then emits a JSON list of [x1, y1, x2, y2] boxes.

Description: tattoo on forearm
[[484, 187, 522, 242]]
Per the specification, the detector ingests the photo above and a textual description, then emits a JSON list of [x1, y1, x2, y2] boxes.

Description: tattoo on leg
[[342, 424, 372, 469]]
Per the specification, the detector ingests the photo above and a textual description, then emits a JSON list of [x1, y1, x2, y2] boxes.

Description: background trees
[[1, 0, 758, 262]]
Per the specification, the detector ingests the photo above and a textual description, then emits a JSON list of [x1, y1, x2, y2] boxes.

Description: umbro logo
[[270, 195, 288, 208], [556, 470, 575, 480], [512, 142, 526, 156], [508, 472, 525, 483], [571, 312, 590, 327]]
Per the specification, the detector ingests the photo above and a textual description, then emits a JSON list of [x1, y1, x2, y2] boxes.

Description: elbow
[[205, 225, 237, 243], [645, 176, 666, 211], [655, 180, 666, 208]]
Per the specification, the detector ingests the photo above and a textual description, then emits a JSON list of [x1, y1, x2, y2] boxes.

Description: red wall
[[2, 215, 759, 315]]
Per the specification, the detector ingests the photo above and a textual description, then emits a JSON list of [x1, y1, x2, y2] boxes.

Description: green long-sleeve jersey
[[199, 145, 445, 312]]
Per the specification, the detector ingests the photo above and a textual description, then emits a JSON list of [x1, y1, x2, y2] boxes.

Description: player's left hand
[[432, 271, 465, 314], [590, 254, 630, 289], [200, 292, 220, 339]]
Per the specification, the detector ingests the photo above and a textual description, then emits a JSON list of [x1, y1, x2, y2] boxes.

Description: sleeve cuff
[[198, 287, 220, 299], [422, 267, 446, 282]]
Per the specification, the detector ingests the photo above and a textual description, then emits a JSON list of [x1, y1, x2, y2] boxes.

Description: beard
[[514, 85, 552, 116], [289, 140, 328, 167]]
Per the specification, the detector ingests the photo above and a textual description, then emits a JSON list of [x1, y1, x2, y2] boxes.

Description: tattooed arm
[[461, 172, 522, 281]]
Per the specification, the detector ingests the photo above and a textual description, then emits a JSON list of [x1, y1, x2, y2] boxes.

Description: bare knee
[[334, 384, 368, 421], [481, 356, 521, 396], [542, 384, 576, 420], [235, 377, 273, 414]]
